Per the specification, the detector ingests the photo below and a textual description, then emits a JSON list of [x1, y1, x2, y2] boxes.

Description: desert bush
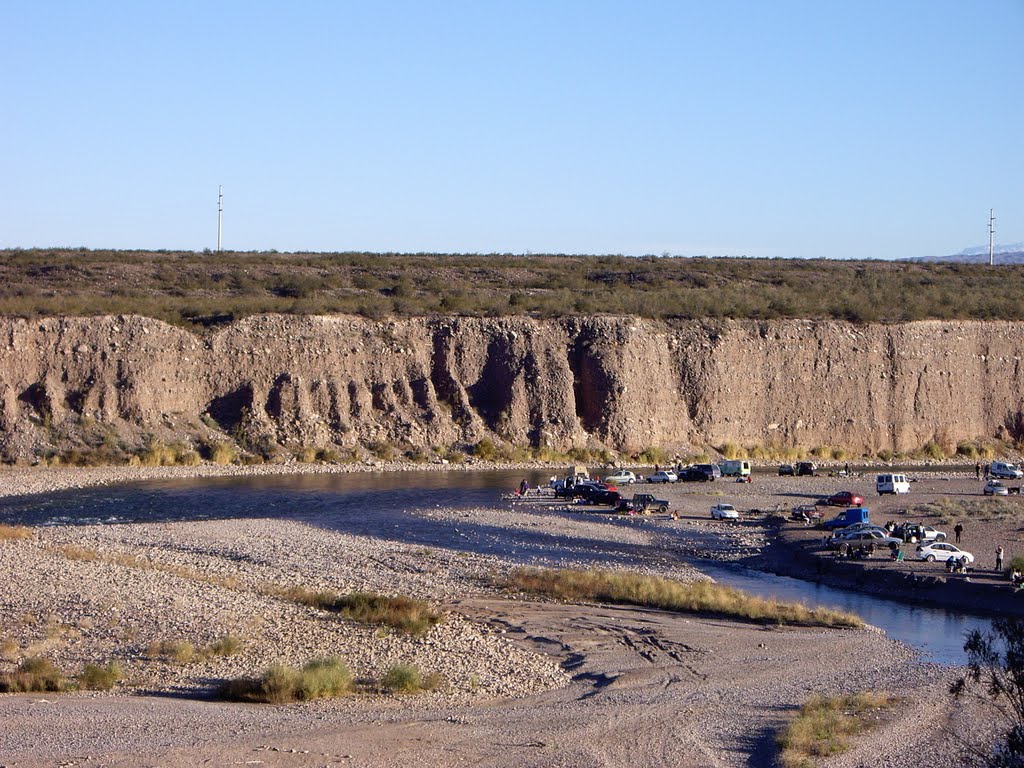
[[636, 446, 671, 466], [78, 661, 123, 690], [777, 692, 897, 768], [920, 441, 947, 460], [1009, 555, 1024, 575], [501, 568, 863, 628], [208, 634, 243, 657], [220, 657, 352, 703], [333, 592, 441, 636], [367, 441, 396, 461], [471, 438, 497, 461], [957, 442, 981, 460], [205, 440, 238, 464], [1, 637, 19, 661], [0, 524, 32, 540], [718, 442, 743, 460], [0, 657, 69, 693], [876, 449, 894, 462], [382, 664, 442, 694]]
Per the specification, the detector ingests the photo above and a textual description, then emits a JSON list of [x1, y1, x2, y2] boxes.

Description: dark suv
[[795, 462, 816, 476]]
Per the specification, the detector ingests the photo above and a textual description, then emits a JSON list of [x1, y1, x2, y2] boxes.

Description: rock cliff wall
[[1, 314, 1023, 460]]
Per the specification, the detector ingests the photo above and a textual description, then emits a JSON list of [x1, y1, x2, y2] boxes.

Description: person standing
[[975, 462, 981, 479], [954, 522, 964, 544], [996, 546, 1004, 572]]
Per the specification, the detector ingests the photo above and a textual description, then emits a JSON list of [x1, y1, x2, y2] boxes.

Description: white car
[[984, 480, 1010, 496], [916, 541, 974, 564], [647, 470, 678, 483], [710, 503, 740, 520], [604, 469, 637, 485]]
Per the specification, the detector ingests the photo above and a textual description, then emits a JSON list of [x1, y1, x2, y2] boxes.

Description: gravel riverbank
[[0, 462, 1013, 766]]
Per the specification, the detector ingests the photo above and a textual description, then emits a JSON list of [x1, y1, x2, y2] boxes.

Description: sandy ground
[[0, 463, 1018, 767]]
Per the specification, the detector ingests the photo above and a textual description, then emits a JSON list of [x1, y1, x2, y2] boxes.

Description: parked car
[[678, 466, 712, 482], [778, 464, 795, 476], [618, 493, 670, 514], [876, 473, 911, 495], [984, 480, 1010, 496], [824, 491, 865, 507], [694, 463, 722, 480], [647, 470, 677, 484], [720, 460, 751, 477], [584, 490, 622, 506], [829, 530, 902, 550], [990, 461, 1024, 479], [795, 462, 816, 476], [603, 469, 637, 485], [916, 541, 974, 564], [832, 522, 886, 537], [710, 503, 740, 520], [821, 506, 870, 531], [893, 523, 946, 542]]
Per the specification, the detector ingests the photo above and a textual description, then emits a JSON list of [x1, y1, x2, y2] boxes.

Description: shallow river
[[0, 469, 993, 665]]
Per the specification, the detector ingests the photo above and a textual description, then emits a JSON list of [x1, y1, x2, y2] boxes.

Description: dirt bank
[[6, 314, 1024, 461]]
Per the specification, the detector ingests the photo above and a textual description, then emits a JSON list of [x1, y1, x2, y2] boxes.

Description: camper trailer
[[720, 460, 751, 477]]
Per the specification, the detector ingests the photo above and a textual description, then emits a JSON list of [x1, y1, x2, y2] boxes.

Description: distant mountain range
[[912, 243, 1024, 264]]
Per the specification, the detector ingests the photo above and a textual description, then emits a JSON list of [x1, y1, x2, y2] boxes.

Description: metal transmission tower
[[988, 208, 995, 266], [217, 186, 224, 252]]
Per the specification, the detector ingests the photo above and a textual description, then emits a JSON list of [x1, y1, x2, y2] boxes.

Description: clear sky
[[2, 1, 1021, 259]]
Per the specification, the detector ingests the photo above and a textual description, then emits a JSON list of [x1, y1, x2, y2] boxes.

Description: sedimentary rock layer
[[1, 314, 1022, 458]]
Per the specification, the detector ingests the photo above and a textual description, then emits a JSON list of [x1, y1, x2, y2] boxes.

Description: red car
[[824, 491, 864, 506]]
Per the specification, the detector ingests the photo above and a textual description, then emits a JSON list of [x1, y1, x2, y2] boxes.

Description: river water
[[0, 469, 992, 665]]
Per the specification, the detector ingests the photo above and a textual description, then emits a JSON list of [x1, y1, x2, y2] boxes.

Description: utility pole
[[988, 208, 995, 266], [217, 185, 224, 252]]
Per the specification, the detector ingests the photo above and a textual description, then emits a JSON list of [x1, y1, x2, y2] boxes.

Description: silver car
[[829, 530, 902, 550]]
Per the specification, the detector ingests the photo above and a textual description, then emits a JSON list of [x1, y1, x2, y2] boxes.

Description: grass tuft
[[777, 692, 897, 768], [267, 586, 441, 636], [501, 568, 863, 628], [78, 661, 123, 690], [220, 657, 353, 703], [382, 664, 442, 694], [0, 524, 32, 540], [0, 657, 69, 693]]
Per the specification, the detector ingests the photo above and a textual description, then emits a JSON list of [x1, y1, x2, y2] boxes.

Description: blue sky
[[2, 1, 1021, 259]]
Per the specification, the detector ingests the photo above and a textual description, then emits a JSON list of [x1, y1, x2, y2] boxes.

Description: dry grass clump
[[268, 586, 441, 636], [147, 634, 243, 664], [382, 664, 443, 694], [220, 657, 353, 703], [0, 524, 32, 540], [0, 657, 69, 693], [777, 692, 898, 768], [78, 661, 123, 690], [502, 568, 863, 628]]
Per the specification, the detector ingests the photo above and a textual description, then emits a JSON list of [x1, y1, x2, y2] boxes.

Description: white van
[[876, 473, 910, 495], [990, 461, 1024, 479]]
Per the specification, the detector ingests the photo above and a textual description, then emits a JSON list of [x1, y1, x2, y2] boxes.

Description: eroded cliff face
[[1, 314, 1023, 461]]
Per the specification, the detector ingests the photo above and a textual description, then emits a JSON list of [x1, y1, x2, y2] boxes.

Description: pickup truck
[[821, 506, 870, 531], [617, 493, 670, 514]]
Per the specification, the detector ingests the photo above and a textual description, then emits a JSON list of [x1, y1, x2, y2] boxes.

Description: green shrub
[[876, 449, 894, 462], [220, 657, 352, 703], [719, 442, 743, 460], [78, 661, 123, 690], [1009, 555, 1024, 575], [956, 442, 980, 459], [382, 664, 441, 694], [333, 592, 441, 636], [921, 441, 946, 460], [471, 438, 497, 460], [0, 657, 68, 693]]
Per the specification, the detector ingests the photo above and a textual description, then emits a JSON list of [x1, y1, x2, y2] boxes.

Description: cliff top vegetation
[[2, 248, 1022, 329]]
